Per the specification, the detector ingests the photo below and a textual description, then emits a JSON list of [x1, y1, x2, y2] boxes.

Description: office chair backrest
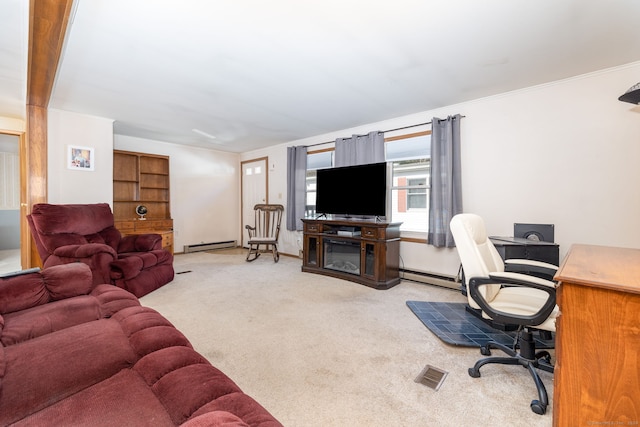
[[450, 213, 505, 309]]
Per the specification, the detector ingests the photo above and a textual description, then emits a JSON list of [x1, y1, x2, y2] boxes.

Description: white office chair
[[449, 213, 559, 415]]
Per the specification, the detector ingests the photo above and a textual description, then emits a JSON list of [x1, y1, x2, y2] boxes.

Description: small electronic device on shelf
[[135, 204, 147, 220]]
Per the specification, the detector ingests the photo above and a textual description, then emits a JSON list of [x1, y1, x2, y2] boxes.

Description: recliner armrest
[[118, 234, 162, 253], [110, 256, 144, 280], [52, 243, 117, 259]]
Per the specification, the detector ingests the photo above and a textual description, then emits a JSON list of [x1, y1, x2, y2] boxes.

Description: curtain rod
[[303, 115, 465, 148]]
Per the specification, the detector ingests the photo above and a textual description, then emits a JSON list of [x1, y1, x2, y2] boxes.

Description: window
[[407, 177, 428, 209], [387, 132, 431, 233], [305, 150, 333, 217]]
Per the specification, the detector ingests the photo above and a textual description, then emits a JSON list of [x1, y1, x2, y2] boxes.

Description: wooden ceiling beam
[[27, 0, 74, 107]]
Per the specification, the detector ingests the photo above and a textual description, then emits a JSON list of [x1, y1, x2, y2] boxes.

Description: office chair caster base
[[535, 350, 552, 364], [468, 367, 481, 378], [530, 400, 547, 415]]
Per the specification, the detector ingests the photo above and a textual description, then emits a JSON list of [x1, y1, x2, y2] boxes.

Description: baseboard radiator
[[183, 240, 237, 253], [400, 268, 461, 291]]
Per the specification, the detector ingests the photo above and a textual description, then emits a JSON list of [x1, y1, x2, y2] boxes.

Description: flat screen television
[[315, 162, 387, 218]]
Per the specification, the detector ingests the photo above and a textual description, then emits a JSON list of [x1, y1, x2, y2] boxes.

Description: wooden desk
[[553, 244, 640, 426]]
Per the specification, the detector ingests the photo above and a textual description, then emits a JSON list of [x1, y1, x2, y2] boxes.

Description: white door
[[241, 158, 268, 247]]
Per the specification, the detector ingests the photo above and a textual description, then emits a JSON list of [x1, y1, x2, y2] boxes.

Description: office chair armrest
[[504, 259, 557, 280], [469, 273, 556, 327], [489, 271, 556, 289]]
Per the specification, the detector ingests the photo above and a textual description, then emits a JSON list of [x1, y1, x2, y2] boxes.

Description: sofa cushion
[[0, 344, 5, 393], [135, 347, 242, 425], [0, 284, 140, 346], [181, 411, 251, 427], [0, 319, 137, 426], [0, 271, 49, 314], [1, 295, 100, 346], [10, 369, 176, 427], [91, 283, 141, 316], [189, 392, 284, 427], [113, 306, 193, 358], [42, 261, 94, 300]]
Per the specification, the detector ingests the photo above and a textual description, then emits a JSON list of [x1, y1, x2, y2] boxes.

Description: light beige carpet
[[141, 250, 554, 427]]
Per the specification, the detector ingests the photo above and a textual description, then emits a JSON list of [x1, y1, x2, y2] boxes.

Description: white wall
[[0, 116, 25, 132], [241, 62, 640, 278], [114, 135, 240, 253], [48, 109, 114, 204]]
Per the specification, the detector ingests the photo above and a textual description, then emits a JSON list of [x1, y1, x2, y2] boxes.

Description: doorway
[[0, 133, 21, 274], [241, 157, 268, 248]]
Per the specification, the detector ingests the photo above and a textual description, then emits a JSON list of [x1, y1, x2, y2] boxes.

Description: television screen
[[315, 162, 387, 217]]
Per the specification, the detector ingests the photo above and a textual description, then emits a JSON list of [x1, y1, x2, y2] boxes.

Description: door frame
[[240, 156, 269, 247]]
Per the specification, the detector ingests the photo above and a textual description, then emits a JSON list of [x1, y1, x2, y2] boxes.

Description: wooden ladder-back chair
[[245, 204, 284, 262]]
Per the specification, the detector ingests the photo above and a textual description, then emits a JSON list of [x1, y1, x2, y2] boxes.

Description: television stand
[[301, 218, 402, 289]]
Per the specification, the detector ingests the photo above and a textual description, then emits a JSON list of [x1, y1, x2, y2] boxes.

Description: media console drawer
[[361, 227, 378, 239], [304, 222, 321, 233]]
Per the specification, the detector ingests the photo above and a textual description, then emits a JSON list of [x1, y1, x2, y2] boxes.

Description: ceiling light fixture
[[192, 128, 217, 140], [618, 82, 640, 105]]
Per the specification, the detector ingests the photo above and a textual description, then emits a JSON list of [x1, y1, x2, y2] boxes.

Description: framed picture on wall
[[67, 145, 94, 171]]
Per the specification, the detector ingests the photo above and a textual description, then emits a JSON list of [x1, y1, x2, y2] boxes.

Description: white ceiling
[[2, 1, 640, 152]]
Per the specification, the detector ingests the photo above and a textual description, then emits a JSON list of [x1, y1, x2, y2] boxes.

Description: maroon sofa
[[27, 203, 175, 297], [0, 264, 282, 426]]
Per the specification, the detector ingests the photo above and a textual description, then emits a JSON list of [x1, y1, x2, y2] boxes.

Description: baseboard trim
[[183, 240, 238, 253], [401, 269, 460, 290]]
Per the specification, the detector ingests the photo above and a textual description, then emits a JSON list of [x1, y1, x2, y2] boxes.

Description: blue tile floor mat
[[406, 301, 554, 349]]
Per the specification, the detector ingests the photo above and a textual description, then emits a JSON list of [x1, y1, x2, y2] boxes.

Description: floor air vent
[[415, 364, 448, 391], [183, 241, 237, 253]]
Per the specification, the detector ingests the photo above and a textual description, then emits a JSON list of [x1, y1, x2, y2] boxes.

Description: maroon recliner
[[27, 203, 174, 297]]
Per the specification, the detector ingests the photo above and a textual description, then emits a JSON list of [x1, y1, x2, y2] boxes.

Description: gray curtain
[[335, 131, 385, 167], [286, 145, 308, 231], [428, 114, 462, 247]]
